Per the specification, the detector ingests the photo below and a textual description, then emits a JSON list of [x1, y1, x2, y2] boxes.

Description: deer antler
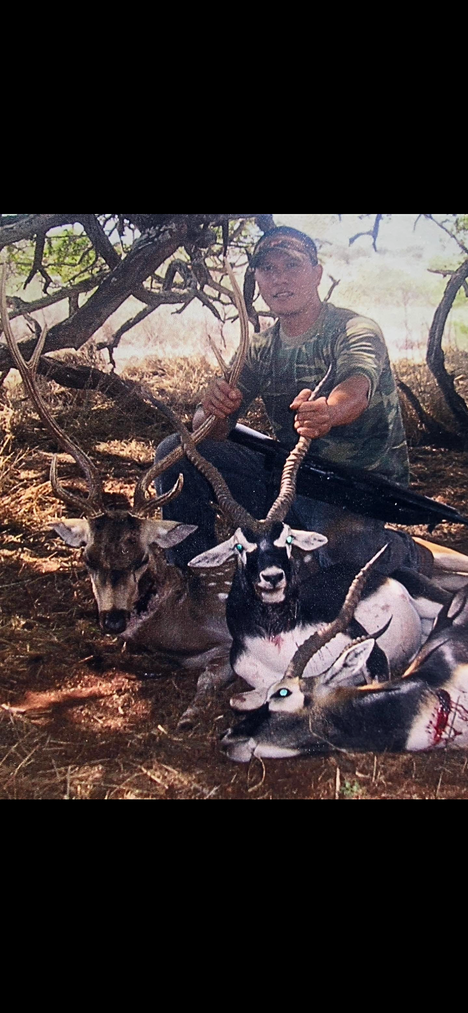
[[0, 269, 106, 517], [132, 259, 252, 516], [284, 546, 389, 680], [1, 269, 185, 520]]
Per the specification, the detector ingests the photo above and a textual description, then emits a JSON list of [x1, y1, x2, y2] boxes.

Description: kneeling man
[[155, 226, 424, 575]]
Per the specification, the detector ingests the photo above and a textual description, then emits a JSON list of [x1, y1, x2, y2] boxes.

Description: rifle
[[229, 424, 468, 531]]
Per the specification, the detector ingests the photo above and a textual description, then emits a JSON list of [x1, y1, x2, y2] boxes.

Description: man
[[155, 226, 422, 573]]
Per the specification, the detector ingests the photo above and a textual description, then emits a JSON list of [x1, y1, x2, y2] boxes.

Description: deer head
[[0, 262, 250, 634]]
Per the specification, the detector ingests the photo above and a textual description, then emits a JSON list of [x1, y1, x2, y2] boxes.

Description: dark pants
[[155, 434, 422, 573]]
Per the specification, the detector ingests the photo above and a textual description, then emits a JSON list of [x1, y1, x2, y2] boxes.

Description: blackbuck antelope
[[0, 265, 252, 730], [187, 381, 456, 710], [222, 558, 468, 761]]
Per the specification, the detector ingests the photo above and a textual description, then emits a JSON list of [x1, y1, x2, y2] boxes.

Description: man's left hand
[[290, 390, 336, 440]]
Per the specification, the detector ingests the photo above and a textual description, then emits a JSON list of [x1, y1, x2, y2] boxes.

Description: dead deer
[[0, 265, 250, 730], [222, 555, 468, 761], [185, 386, 453, 710]]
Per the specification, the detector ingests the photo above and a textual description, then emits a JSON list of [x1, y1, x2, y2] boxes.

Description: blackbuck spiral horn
[[284, 545, 389, 680]]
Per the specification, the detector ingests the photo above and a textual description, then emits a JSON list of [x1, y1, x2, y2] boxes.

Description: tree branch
[[397, 380, 463, 449], [0, 214, 79, 250], [77, 215, 121, 269], [23, 232, 53, 290], [0, 221, 188, 370], [427, 256, 468, 433], [34, 357, 170, 431], [4, 273, 109, 320]]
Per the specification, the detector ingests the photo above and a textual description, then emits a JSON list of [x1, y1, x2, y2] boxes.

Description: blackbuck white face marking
[[51, 515, 197, 635], [267, 678, 306, 713], [190, 525, 328, 604]]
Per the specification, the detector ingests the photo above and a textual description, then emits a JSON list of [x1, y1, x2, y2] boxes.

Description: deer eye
[[236, 544, 244, 553], [286, 536, 294, 545], [274, 689, 292, 700]]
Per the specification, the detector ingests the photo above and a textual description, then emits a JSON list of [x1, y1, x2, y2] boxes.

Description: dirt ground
[[1, 361, 468, 800]]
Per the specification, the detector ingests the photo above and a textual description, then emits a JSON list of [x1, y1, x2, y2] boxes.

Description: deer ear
[[230, 689, 268, 712], [319, 640, 376, 689], [190, 536, 238, 569], [50, 519, 91, 548], [447, 587, 468, 623], [141, 520, 198, 550], [289, 531, 328, 552]]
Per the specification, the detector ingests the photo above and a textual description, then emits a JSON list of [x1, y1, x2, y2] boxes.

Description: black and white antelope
[[221, 558, 468, 761], [0, 265, 251, 729], [187, 388, 454, 708]]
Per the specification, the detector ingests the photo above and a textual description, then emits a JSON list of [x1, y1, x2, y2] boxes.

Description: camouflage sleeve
[[333, 316, 387, 401]]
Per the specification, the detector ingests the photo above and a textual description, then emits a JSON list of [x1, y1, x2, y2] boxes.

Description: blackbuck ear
[[319, 640, 376, 689], [50, 519, 91, 548], [289, 531, 328, 553], [189, 535, 239, 569], [230, 688, 268, 712], [141, 520, 198, 550], [447, 587, 468, 625]]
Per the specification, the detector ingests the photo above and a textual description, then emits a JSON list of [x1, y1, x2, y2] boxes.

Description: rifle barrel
[[229, 425, 468, 530]]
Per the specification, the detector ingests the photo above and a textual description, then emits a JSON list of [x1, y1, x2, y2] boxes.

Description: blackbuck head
[[0, 262, 250, 636], [190, 523, 328, 605], [188, 368, 334, 601], [221, 548, 391, 761]]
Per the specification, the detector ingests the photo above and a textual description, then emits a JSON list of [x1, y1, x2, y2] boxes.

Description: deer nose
[[262, 571, 285, 588], [101, 610, 129, 634]]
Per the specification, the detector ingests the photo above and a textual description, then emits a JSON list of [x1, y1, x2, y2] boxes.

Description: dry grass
[[1, 352, 468, 799]]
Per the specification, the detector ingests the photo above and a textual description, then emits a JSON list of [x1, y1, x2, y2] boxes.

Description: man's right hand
[[202, 379, 243, 420]]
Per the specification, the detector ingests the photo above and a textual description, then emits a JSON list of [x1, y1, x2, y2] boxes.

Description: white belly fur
[[235, 579, 422, 691]]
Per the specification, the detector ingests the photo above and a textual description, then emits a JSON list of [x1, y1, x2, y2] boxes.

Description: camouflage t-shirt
[[234, 303, 410, 487]]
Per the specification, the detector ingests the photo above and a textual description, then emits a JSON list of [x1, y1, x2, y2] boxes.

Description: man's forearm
[[326, 375, 371, 427], [292, 374, 371, 440]]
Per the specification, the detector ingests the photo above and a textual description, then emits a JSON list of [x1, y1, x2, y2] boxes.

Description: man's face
[[255, 249, 323, 317]]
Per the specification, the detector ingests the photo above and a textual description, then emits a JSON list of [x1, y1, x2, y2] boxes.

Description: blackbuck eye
[[236, 544, 244, 553], [274, 689, 292, 700], [286, 536, 294, 545]]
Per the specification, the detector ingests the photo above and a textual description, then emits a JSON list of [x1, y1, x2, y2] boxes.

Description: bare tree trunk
[[397, 380, 463, 450], [35, 359, 166, 431], [427, 257, 468, 433]]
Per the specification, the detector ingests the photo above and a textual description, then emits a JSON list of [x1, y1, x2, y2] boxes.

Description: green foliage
[[6, 227, 109, 293], [455, 216, 468, 235], [341, 780, 366, 799]]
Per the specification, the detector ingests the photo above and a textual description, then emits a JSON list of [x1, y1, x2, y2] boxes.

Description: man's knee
[[155, 433, 180, 463]]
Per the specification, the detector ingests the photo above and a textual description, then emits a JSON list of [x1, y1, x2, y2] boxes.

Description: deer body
[[53, 498, 234, 729], [1, 263, 251, 731]]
